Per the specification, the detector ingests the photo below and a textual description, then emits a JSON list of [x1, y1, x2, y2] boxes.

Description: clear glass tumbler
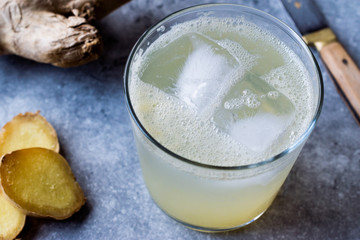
[[124, 4, 323, 232]]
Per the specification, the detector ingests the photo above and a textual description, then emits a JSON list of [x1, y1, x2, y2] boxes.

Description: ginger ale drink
[[125, 4, 323, 232]]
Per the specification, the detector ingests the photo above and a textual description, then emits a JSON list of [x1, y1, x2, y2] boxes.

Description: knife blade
[[281, 0, 360, 124]]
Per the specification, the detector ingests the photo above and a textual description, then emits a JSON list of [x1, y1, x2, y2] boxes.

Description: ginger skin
[[0, 0, 129, 67]]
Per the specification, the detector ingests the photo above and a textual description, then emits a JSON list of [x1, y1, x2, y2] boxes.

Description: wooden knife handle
[[320, 41, 360, 122]]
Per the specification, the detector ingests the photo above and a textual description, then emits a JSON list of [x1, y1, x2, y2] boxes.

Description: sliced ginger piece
[[0, 111, 59, 238], [0, 191, 26, 240], [0, 148, 85, 220], [0, 111, 59, 157]]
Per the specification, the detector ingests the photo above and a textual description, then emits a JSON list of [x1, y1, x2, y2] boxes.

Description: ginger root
[[0, 148, 85, 220], [0, 191, 26, 240], [0, 111, 59, 157], [0, 0, 129, 67]]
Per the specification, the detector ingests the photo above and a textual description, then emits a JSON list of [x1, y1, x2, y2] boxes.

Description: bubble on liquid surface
[[224, 89, 261, 110], [156, 25, 165, 32], [267, 91, 279, 99]]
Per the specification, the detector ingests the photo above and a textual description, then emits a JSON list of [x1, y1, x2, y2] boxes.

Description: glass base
[[164, 209, 266, 233]]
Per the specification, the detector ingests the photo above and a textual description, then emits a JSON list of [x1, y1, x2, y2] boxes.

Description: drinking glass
[[124, 4, 323, 232]]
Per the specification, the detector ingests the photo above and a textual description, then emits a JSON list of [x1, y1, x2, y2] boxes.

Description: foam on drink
[[129, 16, 314, 166]]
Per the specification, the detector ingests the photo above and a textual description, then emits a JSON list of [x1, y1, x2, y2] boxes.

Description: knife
[[281, 0, 360, 123]]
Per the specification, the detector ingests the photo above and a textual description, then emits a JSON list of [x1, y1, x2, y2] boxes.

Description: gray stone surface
[[0, 0, 359, 239]]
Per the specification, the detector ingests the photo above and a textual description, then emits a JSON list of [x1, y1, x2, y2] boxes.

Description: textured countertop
[[0, 0, 359, 239]]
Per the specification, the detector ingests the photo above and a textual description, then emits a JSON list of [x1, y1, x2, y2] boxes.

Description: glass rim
[[124, 3, 324, 170]]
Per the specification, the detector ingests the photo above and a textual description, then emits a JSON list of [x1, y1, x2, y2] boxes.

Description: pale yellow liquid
[[129, 16, 314, 230], [134, 127, 303, 229]]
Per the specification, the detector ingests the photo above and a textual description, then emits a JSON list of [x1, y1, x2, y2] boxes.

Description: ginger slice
[[0, 111, 59, 157], [0, 148, 85, 220], [0, 191, 26, 240]]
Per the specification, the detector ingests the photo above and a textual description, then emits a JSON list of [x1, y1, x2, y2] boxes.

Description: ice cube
[[139, 33, 195, 93], [228, 112, 294, 152], [211, 72, 296, 153], [176, 33, 240, 111]]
